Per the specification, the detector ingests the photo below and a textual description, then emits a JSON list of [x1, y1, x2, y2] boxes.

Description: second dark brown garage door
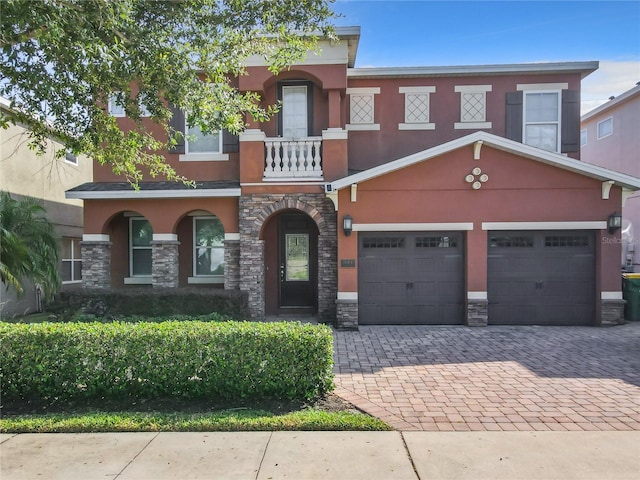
[[358, 232, 464, 325], [487, 230, 595, 326]]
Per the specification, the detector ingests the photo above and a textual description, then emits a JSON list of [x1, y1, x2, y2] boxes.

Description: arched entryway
[[263, 210, 319, 315]]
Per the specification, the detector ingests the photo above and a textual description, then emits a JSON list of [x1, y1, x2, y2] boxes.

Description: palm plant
[[0, 191, 60, 299]]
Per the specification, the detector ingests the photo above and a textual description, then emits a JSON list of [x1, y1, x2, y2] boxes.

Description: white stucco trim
[[225, 233, 240, 241], [242, 182, 327, 186], [124, 276, 152, 285], [353, 223, 474, 232], [322, 128, 349, 140], [346, 87, 381, 95], [467, 291, 488, 300], [346, 123, 380, 131], [67, 188, 241, 199], [455, 85, 493, 93], [482, 221, 607, 230], [179, 153, 229, 162], [152, 234, 178, 242], [517, 83, 569, 91], [82, 234, 110, 242], [399, 86, 436, 94], [398, 123, 435, 130], [601, 291, 623, 300], [239, 129, 266, 142], [337, 292, 358, 301], [454, 122, 492, 129], [188, 276, 224, 285]]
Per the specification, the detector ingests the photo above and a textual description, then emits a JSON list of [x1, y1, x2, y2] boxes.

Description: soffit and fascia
[[581, 84, 640, 122]]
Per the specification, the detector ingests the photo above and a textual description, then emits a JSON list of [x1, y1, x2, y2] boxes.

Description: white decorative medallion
[[465, 167, 489, 189]]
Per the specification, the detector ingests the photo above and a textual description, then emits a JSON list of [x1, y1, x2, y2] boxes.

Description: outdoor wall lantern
[[608, 212, 622, 234], [343, 215, 353, 237]]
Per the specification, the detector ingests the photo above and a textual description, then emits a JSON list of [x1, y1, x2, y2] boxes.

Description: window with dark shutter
[[561, 89, 580, 153], [168, 105, 186, 154], [222, 129, 239, 153], [505, 91, 523, 142]]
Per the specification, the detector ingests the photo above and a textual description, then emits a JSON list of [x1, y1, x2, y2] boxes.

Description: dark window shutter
[[505, 91, 523, 142], [561, 89, 580, 153], [222, 129, 239, 153], [168, 104, 185, 154]]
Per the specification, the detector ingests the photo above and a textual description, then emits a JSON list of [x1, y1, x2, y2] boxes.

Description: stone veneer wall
[[600, 299, 626, 326], [466, 299, 488, 327], [224, 240, 241, 290], [239, 193, 337, 322], [81, 241, 112, 289], [336, 300, 358, 330], [151, 240, 180, 288]]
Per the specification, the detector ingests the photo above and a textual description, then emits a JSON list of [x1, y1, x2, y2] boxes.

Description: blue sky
[[331, 0, 640, 113]]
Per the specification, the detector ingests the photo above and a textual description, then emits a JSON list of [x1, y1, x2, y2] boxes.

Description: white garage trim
[[467, 291, 488, 300], [337, 292, 358, 300], [354, 222, 474, 232], [482, 221, 607, 230], [601, 291, 623, 300]]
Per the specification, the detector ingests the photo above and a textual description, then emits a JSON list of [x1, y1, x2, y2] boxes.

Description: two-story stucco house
[[581, 83, 640, 272], [1, 98, 93, 317], [67, 27, 640, 328]]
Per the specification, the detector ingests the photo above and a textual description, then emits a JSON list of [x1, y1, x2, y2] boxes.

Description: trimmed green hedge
[[46, 288, 249, 321], [0, 321, 334, 403]]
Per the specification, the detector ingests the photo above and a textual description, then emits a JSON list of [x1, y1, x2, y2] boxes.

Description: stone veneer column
[[224, 237, 241, 290], [239, 193, 337, 323], [466, 298, 488, 326], [336, 298, 358, 330], [239, 238, 265, 320], [600, 299, 626, 326], [80, 234, 112, 289], [151, 234, 180, 288]]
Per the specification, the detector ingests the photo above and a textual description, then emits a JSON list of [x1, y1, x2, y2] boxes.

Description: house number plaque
[[341, 259, 356, 268]]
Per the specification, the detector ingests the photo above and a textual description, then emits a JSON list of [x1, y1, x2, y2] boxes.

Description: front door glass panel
[[285, 234, 309, 282]]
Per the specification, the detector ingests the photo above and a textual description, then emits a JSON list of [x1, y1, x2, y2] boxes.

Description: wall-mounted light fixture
[[343, 215, 353, 237], [608, 212, 622, 234]]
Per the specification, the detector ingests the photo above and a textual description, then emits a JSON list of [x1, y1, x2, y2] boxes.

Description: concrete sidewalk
[[2, 431, 638, 479]]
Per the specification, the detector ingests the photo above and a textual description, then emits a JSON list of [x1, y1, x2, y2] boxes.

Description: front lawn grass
[[0, 409, 391, 433]]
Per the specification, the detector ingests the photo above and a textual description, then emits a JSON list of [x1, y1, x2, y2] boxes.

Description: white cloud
[[581, 61, 640, 115]]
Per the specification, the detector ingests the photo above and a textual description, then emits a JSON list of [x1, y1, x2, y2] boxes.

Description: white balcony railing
[[264, 137, 322, 179]]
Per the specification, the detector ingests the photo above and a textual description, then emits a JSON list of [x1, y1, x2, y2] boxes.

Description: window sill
[[62, 280, 82, 285], [188, 276, 224, 285], [124, 276, 152, 285], [454, 122, 492, 129], [346, 124, 380, 131], [398, 123, 435, 131], [179, 153, 229, 162]]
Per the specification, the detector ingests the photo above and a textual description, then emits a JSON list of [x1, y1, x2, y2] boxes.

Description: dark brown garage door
[[358, 232, 464, 325], [487, 231, 595, 326]]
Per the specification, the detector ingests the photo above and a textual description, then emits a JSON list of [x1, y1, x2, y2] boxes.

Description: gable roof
[[328, 131, 640, 191], [581, 83, 640, 122]]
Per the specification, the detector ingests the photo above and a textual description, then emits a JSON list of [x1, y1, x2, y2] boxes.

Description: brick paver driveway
[[333, 323, 640, 431]]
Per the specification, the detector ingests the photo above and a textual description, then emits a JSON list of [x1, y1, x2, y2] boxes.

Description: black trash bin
[[622, 274, 640, 321]]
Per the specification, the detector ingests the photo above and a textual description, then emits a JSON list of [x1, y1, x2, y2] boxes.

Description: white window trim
[[398, 86, 436, 130], [108, 95, 126, 117], [597, 117, 613, 140], [481, 221, 607, 230], [179, 153, 229, 162], [64, 149, 78, 166], [346, 87, 380, 131], [522, 89, 562, 153], [580, 129, 587, 147], [61, 238, 82, 284], [129, 217, 152, 278], [454, 85, 492, 130], [192, 216, 225, 281], [353, 222, 474, 232]]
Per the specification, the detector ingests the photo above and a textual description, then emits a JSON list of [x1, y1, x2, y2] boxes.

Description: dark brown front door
[[278, 213, 318, 311]]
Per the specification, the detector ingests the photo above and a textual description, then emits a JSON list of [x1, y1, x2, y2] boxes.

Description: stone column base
[[466, 299, 488, 327], [151, 240, 180, 288], [81, 241, 112, 289], [600, 299, 626, 326], [336, 300, 358, 330], [224, 239, 240, 290]]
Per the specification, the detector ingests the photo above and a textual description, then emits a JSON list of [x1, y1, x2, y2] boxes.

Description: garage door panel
[[488, 230, 594, 326], [359, 232, 464, 325]]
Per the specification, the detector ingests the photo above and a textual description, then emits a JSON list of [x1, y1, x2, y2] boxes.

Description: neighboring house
[[580, 83, 640, 272], [67, 27, 640, 328], [0, 98, 93, 317]]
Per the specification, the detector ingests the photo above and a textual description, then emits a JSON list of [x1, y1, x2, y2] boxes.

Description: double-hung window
[[186, 121, 222, 154], [193, 217, 225, 282], [130, 218, 153, 277], [61, 238, 82, 284], [523, 91, 561, 153]]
